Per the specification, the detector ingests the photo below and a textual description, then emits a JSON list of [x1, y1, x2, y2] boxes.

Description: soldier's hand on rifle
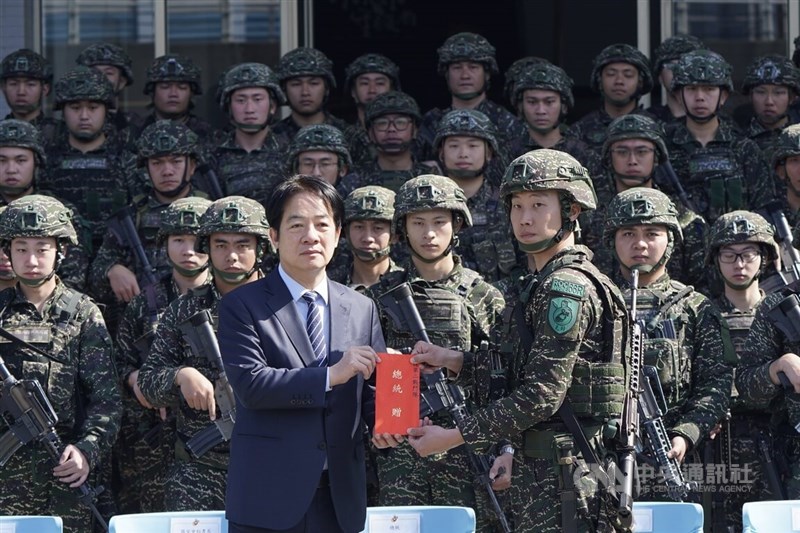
[[330, 346, 381, 387], [175, 367, 216, 420], [490, 452, 513, 491], [769, 353, 800, 392], [667, 435, 688, 464], [708, 422, 722, 440], [410, 341, 463, 374], [127, 369, 155, 409], [108, 264, 141, 302], [53, 444, 89, 488]]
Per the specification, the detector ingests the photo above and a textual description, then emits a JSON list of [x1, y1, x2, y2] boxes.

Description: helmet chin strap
[[230, 109, 272, 133], [716, 255, 761, 290], [151, 165, 192, 199], [451, 78, 488, 102], [681, 87, 720, 124], [407, 235, 456, 264], [613, 171, 652, 189], [71, 128, 105, 143], [377, 141, 413, 153], [12, 249, 62, 287], [517, 199, 575, 254], [168, 257, 209, 278], [211, 240, 265, 285], [613, 236, 674, 275]]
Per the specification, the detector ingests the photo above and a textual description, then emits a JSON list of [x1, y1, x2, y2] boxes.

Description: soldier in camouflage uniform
[[0, 49, 58, 141], [417, 32, 527, 172], [742, 55, 800, 153], [604, 187, 734, 499], [646, 35, 706, 123], [366, 174, 507, 532], [433, 109, 518, 282], [342, 90, 435, 196], [42, 66, 132, 255], [503, 56, 548, 110], [407, 150, 630, 532], [0, 195, 121, 532], [343, 53, 401, 165], [663, 49, 775, 224], [273, 47, 349, 143], [509, 61, 601, 175], [0, 206, 13, 291], [566, 44, 655, 158], [581, 114, 708, 289], [769, 123, 800, 231], [139, 54, 218, 146], [76, 42, 143, 136], [287, 123, 353, 194], [703, 211, 777, 531], [211, 62, 289, 205], [89, 120, 208, 333], [0, 118, 90, 290], [113, 196, 211, 514], [138, 195, 268, 511], [327, 185, 401, 290]]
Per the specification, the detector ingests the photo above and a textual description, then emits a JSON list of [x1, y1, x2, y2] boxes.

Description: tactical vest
[[217, 147, 285, 207], [684, 144, 746, 222], [131, 195, 172, 281], [373, 169, 415, 193], [721, 308, 756, 411]]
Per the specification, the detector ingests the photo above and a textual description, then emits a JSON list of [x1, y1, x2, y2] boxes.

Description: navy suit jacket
[[218, 269, 385, 531]]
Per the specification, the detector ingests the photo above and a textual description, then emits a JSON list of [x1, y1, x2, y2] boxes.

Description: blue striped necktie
[[302, 291, 327, 367]]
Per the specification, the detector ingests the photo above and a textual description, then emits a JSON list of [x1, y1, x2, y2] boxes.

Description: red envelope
[[374, 353, 420, 435]]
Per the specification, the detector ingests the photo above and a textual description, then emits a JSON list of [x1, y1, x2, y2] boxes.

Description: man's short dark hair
[[267, 174, 344, 231]]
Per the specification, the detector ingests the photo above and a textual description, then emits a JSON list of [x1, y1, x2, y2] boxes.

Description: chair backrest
[[109, 511, 227, 533], [633, 501, 704, 533], [0, 516, 63, 533], [361, 506, 476, 533], [743, 500, 800, 532]]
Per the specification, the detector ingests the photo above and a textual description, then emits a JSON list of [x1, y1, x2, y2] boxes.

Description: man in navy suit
[[218, 175, 398, 533]]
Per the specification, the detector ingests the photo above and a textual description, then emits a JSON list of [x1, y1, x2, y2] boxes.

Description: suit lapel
[[328, 280, 351, 367], [264, 270, 317, 367]]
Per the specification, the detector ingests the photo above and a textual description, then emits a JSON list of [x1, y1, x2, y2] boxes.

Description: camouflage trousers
[[165, 445, 228, 511], [0, 444, 98, 532], [112, 395, 174, 514]]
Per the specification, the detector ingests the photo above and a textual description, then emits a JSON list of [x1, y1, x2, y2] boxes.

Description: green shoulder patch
[[548, 296, 580, 335], [551, 277, 586, 298]]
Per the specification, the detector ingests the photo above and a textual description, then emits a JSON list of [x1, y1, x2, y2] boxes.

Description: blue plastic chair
[[743, 500, 800, 532], [361, 506, 476, 533], [0, 516, 63, 533], [109, 511, 227, 533], [632, 501, 704, 533]]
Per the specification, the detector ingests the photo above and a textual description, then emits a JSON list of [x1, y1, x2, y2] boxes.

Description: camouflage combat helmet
[[54, 66, 115, 109], [742, 55, 800, 95], [503, 56, 549, 105], [590, 44, 654, 96], [603, 188, 682, 273], [770, 123, 800, 168], [602, 114, 669, 165], [288, 124, 352, 170], [197, 196, 270, 242], [144, 54, 202, 95], [364, 91, 421, 127], [513, 62, 575, 109], [276, 47, 336, 89], [706, 210, 778, 266], [76, 43, 135, 85], [217, 62, 286, 110], [437, 32, 499, 75], [670, 49, 733, 92], [137, 120, 200, 162], [158, 196, 212, 245], [393, 175, 472, 235], [651, 34, 705, 77], [0, 49, 52, 82], [433, 109, 500, 155], [345, 185, 396, 223], [344, 53, 400, 91], [0, 119, 46, 165], [0, 195, 78, 246]]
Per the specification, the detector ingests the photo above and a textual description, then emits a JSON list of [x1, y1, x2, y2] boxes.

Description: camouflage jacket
[[457, 245, 629, 451], [615, 272, 734, 447], [662, 118, 776, 224], [746, 116, 799, 154], [138, 281, 229, 468], [456, 178, 521, 283], [211, 130, 289, 206], [271, 112, 349, 145], [565, 106, 655, 158], [88, 189, 208, 306], [327, 253, 402, 293], [0, 281, 121, 469], [508, 131, 602, 178], [344, 121, 374, 167], [581, 175, 709, 289], [342, 159, 436, 197], [645, 104, 678, 125]]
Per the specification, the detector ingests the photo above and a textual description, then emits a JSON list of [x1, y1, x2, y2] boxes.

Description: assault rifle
[[181, 309, 236, 458], [761, 205, 800, 293], [379, 283, 511, 533], [0, 327, 108, 531]]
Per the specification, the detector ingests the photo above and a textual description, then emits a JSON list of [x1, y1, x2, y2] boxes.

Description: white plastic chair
[[632, 501, 704, 533], [108, 510, 227, 533], [743, 500, 800, 532], [361, 506, 476, 533], [0, 516, 63, 533]]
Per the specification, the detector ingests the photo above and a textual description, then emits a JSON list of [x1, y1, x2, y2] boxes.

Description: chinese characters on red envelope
[[375, 353, 420, 434]]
